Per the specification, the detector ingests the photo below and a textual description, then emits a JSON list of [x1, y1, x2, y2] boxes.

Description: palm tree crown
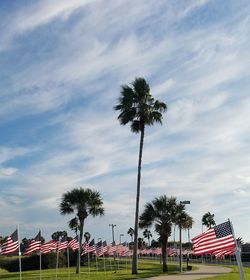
[[114, 78, 167, 132], [143, 229, 152, 247], [60, 187, 104, 273], [114, 77, 167, 275], [202, 212, 216, 229]]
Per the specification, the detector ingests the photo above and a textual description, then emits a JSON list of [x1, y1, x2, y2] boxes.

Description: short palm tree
[[84, 232, 91, 242], [60, 187, 104, 274], [51, 230, 67, 241], [143, 229, 152, 247], [139, 196, 188, 272], [202, 212, 216, 229], [114, 77, 167, 274], [127, 227, 135, 242]]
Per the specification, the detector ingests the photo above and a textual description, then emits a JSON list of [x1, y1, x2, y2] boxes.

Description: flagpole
[[67, 247, 70, 280], [39, 250, 42, 280], [17, 225, 22, 280], [229, 220, 245, 280], [56, 248, 59, 280], [39, 229, 42, 280]]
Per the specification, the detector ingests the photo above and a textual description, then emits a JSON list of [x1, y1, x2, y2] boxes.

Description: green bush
[[0, 252, 68, 272]]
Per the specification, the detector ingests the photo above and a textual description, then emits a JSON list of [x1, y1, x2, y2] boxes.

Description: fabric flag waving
[[41, 240, 57, 254], [192, 221, 236, 255], [87, 239, 95, 253], [24, 231, 41, 255], [57, 236, 68, 251], [1, 230, 19, 255], [68, 236, 79, 251]]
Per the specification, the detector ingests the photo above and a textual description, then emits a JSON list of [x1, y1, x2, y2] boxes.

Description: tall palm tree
[[139, 196, 179, 272], [60, 187, 104, 274], [114, 77, 167, 274], [127, 227, 135, 242], [143, 229, 152, 247], [202, 212, 216, 229]]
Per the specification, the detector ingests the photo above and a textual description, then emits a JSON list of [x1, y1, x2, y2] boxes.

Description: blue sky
[[1, 0, 250, 244]]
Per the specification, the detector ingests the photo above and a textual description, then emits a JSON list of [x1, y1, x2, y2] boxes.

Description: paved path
[[141, 264, 232, 280]]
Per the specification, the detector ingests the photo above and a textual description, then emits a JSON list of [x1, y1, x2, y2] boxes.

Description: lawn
[[0, 259, 180, 280], [201, 265, 250, 280]]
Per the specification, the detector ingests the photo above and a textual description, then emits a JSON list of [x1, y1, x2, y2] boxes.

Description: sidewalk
[[141, 264, 232, 280]]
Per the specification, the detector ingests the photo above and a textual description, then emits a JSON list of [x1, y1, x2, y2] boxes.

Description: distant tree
[[174, 206, 194, 245], [143, 229, 152, 247], [151, 239, 159, 248], [138, 237, 146, 250], [202, 212, 216, 229], [114, 77, 167, 274], [84, 232, 91, 242], [237, 237, 244, 246], [60, 187, 104, 274], [51, 231, 67, 241], [127, 227, 134, 242]]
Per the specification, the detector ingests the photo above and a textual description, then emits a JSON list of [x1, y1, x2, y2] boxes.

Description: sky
[[1, 0, 250, 245]]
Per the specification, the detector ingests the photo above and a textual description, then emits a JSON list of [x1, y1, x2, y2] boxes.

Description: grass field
[[2, 258, 250, 280], [200, 265, 250, 280], [0, 259, 180, 280]]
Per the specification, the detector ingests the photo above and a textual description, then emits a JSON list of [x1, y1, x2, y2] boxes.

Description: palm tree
[[138, 237, 146, 250], [84, 232, 91, 242], [68, 217, 80, 235], [127, 227, 134, 242], [202, 212, 216, 229], [114, 77, 167, 274], [60, 187, 104, 274], [139, 196, 191, 272], [143, 229, 152, 247], [51, 231, 67, 241]]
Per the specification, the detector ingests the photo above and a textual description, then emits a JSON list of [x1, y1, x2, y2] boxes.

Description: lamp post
[[119, 234, 124, 244], [179, 200, 190, 273], [109, 224, 116, 261], [109, 224, 116, 244]]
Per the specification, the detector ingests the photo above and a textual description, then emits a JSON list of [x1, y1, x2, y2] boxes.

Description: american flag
[[81, 241, 89, 255], [102, 241, 108, 254], [213, 246, 235, 259], [192, 221, 236, 255], [23, 231, 41, 255], [1, 230, 19, 255], [68, 236, 79, 251], [95, 240, 103, 256], [41, 240, 57, 254], [57, 236, 68, 251], [86, 239, 95, 253], [107, 242, 116, 255]]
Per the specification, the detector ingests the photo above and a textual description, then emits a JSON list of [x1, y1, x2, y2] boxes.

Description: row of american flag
[[0, 221, 237, 260]]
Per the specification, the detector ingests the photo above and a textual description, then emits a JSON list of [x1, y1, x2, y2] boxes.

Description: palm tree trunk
[[161, 239, 168, 272], [76, 220, 84, 274], [132, 125, 144, 274]]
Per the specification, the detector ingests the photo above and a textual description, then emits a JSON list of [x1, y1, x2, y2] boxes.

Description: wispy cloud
[[1, 0, 250, 242]]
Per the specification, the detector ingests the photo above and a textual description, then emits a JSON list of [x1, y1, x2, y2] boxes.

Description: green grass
[[0, 259, 180, 280], [200, 265, 250, 280]]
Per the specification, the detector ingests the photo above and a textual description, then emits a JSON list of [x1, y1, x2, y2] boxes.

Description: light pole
[[179, 200, 190, 273], [109, 224, 116, 244], [119, 234, 124, 244], [109, 224, 116, 261]]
